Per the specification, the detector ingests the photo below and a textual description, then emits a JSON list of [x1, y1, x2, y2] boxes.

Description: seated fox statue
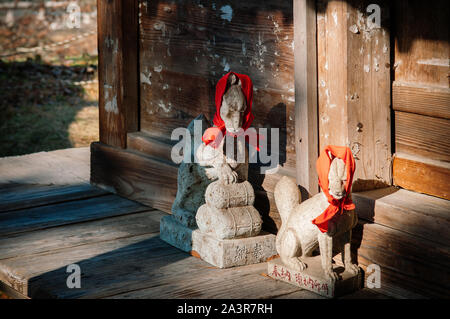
[[172, 72, 262, 238]]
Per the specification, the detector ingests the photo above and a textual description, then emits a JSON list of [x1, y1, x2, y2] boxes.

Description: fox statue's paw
[[283, 257, 307, 272], [324, 268, 339, 282], [345, 263, 360, 275]]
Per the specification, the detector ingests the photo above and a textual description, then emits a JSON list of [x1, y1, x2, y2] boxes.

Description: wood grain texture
[[127, 131, 176, 164], [317, 0, 391, 192], [394, 111, 450, 162], [0, 210, 163, 261], [353, 187, 450, 246], [354, 221, 450, 298], [0, 209, 319, 299], [393, 82, 450, 119], [393, 154, 450, 200], [294, 0, 319, 196], [393, 0, 449, 88], [0, 184, 108, 213], [97, 0, 139, 148], [138, 0, 297, 170], [91, 142, 178, 213], [0, 148, 90, 186], [0, 194, 149, 237]]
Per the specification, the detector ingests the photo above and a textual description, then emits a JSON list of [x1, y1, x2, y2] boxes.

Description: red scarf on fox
[[202, 72, 259, 150], [312, 146, 356, 233]]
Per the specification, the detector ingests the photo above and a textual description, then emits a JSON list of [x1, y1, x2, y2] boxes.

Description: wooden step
[[393, 152, 450, 200], [353, 186, 450, 246], [127, 131, 177, 165], [0, 184, 108, 213], [352, 221, 450, 298], [352, 187, 450, 298]]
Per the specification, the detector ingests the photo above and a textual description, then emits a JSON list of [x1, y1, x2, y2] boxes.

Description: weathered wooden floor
[[0, 148, 390, 299]]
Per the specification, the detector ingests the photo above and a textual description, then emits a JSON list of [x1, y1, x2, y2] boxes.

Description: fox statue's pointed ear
[[327, 150, 334, 160]]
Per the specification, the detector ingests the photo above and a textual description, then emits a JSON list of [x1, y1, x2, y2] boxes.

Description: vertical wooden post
[[294, 0, 319, 197], [316, 0, 391, 191], [97, 0, 139, 148]]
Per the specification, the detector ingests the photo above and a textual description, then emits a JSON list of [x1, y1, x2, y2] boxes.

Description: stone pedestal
[[160, 215, 277, 268], [267, 257, 362, 298]]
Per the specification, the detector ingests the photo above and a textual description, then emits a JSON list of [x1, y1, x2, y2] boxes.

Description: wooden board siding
[[392, 0, 450, 198], [138, 0, 297, 170], [316, 0, 392, 191], [392, 82, 450, 120], [394, 111, 450, 163], [393, 0, 449, 88]]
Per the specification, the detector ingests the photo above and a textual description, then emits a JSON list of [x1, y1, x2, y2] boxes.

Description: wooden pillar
[[294, 0, 319, 197], [316, 0, 391, 191], [97, 0, 139, 148]]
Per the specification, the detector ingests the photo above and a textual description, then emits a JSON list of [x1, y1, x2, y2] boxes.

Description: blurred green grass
[[0, 54, 99, 157]]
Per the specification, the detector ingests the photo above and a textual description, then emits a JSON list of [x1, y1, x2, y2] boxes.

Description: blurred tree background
[[0, 0, 99, 157]]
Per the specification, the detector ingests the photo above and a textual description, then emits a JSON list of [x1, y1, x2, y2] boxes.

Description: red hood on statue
[[312, 146, 356, 233], [202, 72, 258, 149]]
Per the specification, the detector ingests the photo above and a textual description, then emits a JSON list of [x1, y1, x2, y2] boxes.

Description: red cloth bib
[[312, 145, 356, 233]]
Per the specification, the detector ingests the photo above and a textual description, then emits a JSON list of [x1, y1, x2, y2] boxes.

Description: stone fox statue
[[274, 146, 360, 281], [171, 72, 256, 228]]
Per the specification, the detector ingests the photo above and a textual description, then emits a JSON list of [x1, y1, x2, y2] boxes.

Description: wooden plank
[[91, 142, 178, 213], [97, 0, 139, 148], [338, 288, 392, 299], [294, 0, 318, 197], [0, 233, 162, 297], [317, 0, 391, 192], [122, 0, 140, 132], [395, 111, 450, 162], [353, 222, 450, 298], [0, 230, 319, 299], [393, 82, 450, 119], [127, 131, 177, 164], [0, 184, 108, 213], [393, 0, 449, 88], [0, 194, 149, 237], [0, 210, 164, 261], [353, 187, 450, 246], [0, 281, 29, 299], [108, 263, 321, 299], [393, 153, 450, 200], [0, 148, 90, 186], [139, 0, 294, 91]]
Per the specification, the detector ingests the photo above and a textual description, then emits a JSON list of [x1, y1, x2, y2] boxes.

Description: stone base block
[[267, 257, 362, 298], [160, 215, 277, 268]]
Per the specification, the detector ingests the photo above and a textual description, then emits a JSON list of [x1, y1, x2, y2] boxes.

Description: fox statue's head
[[327, 151, 348, 200], [220, 74, 246, 134]]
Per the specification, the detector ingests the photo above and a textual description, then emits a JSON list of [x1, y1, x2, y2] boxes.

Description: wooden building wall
[[392, 0, 450, 200]]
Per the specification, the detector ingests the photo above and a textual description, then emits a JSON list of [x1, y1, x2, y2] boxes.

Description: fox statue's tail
[[274, 176, 301, 225]]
